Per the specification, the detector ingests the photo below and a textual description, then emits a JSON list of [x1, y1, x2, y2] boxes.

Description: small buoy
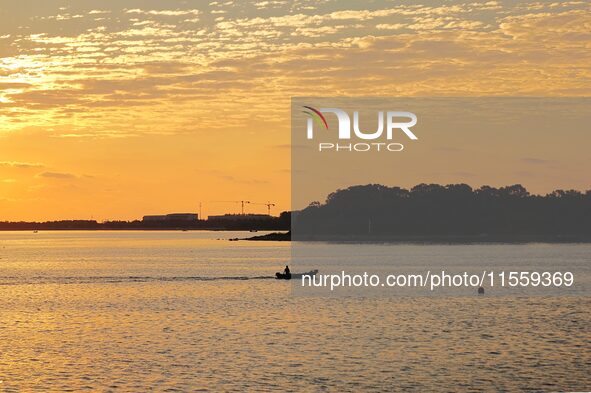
[[478, 286, 485, 295]]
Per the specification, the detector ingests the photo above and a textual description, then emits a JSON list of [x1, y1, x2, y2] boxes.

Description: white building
[[207, 214, 271, 221], [142, 213, 198, 222]]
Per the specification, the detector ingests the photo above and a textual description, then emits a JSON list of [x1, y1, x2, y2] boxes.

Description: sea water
[[0, 231, 588, 391]]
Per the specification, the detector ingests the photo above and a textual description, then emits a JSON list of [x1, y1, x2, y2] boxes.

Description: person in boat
[[284, 265, 291, 279]]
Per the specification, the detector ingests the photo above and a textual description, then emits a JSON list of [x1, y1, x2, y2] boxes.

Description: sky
[[0, 0, 589, 221]]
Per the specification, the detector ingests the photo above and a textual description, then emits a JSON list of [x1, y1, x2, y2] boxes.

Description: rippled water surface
[[0, 231, 589, 392]]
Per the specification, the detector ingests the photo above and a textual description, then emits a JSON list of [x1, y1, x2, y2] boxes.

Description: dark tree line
[[0, 212, 291, 231], [293, 184, 591, 240]]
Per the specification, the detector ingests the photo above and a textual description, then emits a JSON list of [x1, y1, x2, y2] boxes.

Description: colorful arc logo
[[302, 106, 328, 130]]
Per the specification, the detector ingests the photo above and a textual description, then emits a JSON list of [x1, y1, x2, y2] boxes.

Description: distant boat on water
[[276, 269, 318, 280]]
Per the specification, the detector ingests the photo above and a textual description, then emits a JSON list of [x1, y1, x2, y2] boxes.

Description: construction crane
[[250, 201, 276, 216], [209, 200, 251, 215]]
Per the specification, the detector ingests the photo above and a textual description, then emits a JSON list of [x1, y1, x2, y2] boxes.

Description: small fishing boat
[[275, 269, 318, 280]]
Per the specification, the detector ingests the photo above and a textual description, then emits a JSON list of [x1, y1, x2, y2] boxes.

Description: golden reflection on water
[[0, 231, 589, 391]]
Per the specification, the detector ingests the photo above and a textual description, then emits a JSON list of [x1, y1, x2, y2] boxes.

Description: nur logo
[[302, 106, 418, 152]]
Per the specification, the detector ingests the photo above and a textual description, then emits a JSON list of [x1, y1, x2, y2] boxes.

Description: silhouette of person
[[284, 265, 291, 279]]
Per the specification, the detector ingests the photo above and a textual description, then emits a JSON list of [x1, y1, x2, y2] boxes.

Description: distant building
[[207, 214, 271, 221], [142, 213, 198, 222]]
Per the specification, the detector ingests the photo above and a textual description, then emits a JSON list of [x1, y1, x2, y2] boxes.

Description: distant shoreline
[[235, 231, 291, 241], [238, 232, 591, 243], [294, 235, 591, 244], [0, 228, 284, 232], [2, 229, 589, 243], [0, 221, 289, 232]]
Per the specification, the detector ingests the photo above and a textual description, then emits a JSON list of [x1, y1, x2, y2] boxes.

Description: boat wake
[[0, 275, 277, 285]]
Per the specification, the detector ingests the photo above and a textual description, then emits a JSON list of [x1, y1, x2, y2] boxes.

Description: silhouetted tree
[[293, 183, 591, 240]]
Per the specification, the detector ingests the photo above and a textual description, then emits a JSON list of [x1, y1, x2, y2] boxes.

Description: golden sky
[[0, 0, 589, 220]]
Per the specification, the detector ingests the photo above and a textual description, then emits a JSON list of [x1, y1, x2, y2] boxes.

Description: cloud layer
[[0, 0, 589, 138]]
